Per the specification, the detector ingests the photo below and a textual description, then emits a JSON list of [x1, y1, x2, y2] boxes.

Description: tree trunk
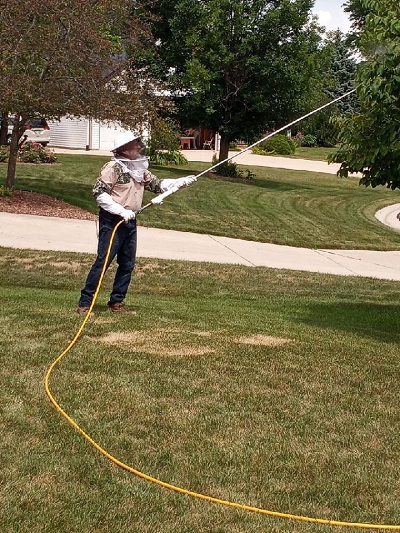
[[5, 118, 25, 189], [218, 132, 230, 163], [0, 114, 9, 146]]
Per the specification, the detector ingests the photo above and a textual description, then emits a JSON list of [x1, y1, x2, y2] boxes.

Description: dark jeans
[[78, 209, 137, 307]]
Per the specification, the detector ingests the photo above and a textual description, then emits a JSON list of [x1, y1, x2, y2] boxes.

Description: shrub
[[0, 146, 9, 162], [0, 143, 58, 163], [150, 150, 188, 166], [301, 134, 318, 147], [0, 185, 13, 196], [211, 153, 255, 180], [299, 112, 340, 147], [257, 134, 296, 155], [216, 160, 241, 177], [241, 168, 256, 180], [252, 146, 271, 156], [315, 127, 338, 147], [148, 117, 181, 154], [146, 116, 188, 166], [18, 142, 58, 163]]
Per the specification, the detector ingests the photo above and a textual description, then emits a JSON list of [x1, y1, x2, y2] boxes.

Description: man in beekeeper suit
[[77, 131, 196, 315]]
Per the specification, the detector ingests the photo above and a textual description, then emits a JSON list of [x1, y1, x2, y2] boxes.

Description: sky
[[311, 0, 352, 34]]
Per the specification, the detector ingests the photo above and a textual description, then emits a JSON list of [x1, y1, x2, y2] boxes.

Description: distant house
[[47, 117, 143, 151]]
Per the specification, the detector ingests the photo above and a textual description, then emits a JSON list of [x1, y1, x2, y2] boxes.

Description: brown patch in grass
[[2, 255, 82, 272], [92, 328, 290, 355], [193, 330, 213, 337], [92, 316, 122, 325], [48, 261, 82, 272], [4, 257, 33, 265], [94, 330, 213, 357], [31, 474, 59, 486], [136, 260, 165, 273], [235, 334, 293, 347]]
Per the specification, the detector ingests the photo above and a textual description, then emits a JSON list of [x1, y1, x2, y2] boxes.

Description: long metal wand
[[136, 88, 356, 214]]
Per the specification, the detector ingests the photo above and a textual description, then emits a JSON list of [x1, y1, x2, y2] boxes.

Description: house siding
[[48, 117, 89, 149], [48, 117, 139, 152]]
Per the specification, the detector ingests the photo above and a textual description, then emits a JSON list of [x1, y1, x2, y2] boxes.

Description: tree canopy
[[344, 0, 371, 46], [147, 0, 326, 160], [330, 0, 400, 189], [298, 30, 358, 147], [0, 0, 164, 188]]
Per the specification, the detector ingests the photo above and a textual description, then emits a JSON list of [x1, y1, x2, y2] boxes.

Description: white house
[[47, 117, 141, 151]]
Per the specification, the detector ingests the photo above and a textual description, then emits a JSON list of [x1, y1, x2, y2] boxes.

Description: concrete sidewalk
[[1, 212, 400, 281]]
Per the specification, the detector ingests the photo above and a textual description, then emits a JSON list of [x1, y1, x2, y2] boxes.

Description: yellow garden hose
[[44, 220, 400, 531]]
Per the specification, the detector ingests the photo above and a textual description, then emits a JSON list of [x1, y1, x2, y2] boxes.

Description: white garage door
[[48, 117, 88, 149]]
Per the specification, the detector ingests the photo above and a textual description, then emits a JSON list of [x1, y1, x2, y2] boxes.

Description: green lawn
[[1, 154, 400, 250], [1, 249, 400, 533], [289, 146, 338, 161], [236, 146, 335, 161], [251, 146, 338, 161], [1, 154, 400, 532]]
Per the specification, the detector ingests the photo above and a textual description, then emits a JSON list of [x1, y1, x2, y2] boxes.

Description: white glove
[[159, 179, 175, 192], [160, 175, 197, 192], [151, 186, 180, 206], [175, 175, 197, 188], [96, 192, 135, 222], [121, 209, 135, 223], [151, 195, 164, 205]]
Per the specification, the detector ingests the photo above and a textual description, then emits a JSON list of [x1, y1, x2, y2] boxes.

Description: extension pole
[[136, 89, 356, 214], [195, 89, 356, 178]]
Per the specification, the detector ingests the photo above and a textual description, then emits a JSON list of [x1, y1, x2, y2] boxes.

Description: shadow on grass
[[17, 178, 96, 212], [300, 302, 400, 344], [150, 165, 188, 177], [251, 177, 314, 192], [150, 164, 314, 192]]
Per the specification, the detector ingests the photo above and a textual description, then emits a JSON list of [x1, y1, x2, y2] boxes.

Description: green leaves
[[148, 0, 324, 151], [331, 0, 400, 189], [0, 0, 164, 187]]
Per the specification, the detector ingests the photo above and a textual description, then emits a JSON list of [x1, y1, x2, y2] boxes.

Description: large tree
[[299, 30, 358, 147], [0, 0, 163, 188], [344, 0, 371, 47], [146, 0, 325, 161], [330, 0, 400, 189], [325, 30, 358, 115]]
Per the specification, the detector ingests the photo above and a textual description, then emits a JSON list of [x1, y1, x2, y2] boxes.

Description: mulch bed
[[0, 190, 96, 220]]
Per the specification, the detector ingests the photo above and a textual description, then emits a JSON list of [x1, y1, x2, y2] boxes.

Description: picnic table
[[180, 136, 195, 149]]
